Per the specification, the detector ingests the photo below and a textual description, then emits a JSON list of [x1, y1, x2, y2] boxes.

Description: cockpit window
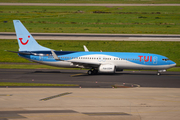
[[162, 59, 169, 61]]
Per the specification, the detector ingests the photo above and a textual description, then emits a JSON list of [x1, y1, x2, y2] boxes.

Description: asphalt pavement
[[0, 69, 180, 88]]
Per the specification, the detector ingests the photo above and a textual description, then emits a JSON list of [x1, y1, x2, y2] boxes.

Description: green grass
[[0, 82, 79, 87], [1, 6, 180, 34], [0, 0, 180, 4], [167, 67, 180, 72], [0, 40, 180, 66]]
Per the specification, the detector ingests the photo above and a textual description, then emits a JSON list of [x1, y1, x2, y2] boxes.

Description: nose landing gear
[[157, 69, 166, 76], [157, 72, 161, 76]]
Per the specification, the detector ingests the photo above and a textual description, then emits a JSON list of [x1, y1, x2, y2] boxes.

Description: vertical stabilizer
[[13, 20, 50, 51]]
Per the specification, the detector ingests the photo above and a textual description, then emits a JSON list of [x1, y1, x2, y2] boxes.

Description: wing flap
[[50, 49, 100, 68]]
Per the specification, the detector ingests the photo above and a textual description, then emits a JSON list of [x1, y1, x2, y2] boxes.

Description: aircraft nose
[[169, 60, 176, 67]]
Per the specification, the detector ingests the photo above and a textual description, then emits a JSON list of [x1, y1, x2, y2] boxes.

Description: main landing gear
[[87, 68, 98, 75]]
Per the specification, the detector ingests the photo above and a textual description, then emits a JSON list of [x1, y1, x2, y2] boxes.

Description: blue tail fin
[[13, 20, 50, 51]]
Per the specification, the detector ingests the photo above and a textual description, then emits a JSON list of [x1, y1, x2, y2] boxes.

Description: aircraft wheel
[[157, 72, 161, 76], [88, 70, 92, 75], [92, 69, 98, 75]]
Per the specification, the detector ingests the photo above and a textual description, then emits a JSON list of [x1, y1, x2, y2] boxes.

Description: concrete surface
[[0, 88, 180, 120]]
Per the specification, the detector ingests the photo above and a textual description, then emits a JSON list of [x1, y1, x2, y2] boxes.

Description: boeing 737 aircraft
[[10, 20, 176, 75]]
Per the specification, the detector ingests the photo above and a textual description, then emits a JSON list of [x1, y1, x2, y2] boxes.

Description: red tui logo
[[138, 56, 152, 62], [19, 36, 30, 45]]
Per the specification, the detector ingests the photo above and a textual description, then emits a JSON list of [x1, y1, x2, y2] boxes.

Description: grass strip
[[0, 0, 180, 4], [0, 82, 79, 87], [166, 67, 180, 72], [1, 6, 180, 34]]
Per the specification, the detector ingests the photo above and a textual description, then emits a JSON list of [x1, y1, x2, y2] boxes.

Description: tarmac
[[0, 69, 180, 120], [0, 69, 180, 88], [0, 88, 180, 120]]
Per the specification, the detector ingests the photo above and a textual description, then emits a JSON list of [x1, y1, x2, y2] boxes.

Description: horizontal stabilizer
[[6, 50, 32, 55]]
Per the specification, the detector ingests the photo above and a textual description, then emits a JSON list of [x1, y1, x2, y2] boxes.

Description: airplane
[[10, 20, 176, 76]]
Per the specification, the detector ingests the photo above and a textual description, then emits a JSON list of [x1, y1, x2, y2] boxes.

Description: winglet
[[83, 45, 89, 52]]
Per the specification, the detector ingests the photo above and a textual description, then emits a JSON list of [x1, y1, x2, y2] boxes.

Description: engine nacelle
[[98, 64, 116, 73]]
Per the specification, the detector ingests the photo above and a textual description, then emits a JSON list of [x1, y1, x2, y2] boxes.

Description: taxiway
[[0, 69, 180, 88], [0, 88, 180, 120], [0, 69, 180, 120]]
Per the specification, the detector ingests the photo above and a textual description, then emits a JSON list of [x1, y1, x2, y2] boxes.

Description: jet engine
[[98, 64, 116, 73]]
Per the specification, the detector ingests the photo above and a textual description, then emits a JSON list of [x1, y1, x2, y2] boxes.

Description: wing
[[51, 50, 100, 69]]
